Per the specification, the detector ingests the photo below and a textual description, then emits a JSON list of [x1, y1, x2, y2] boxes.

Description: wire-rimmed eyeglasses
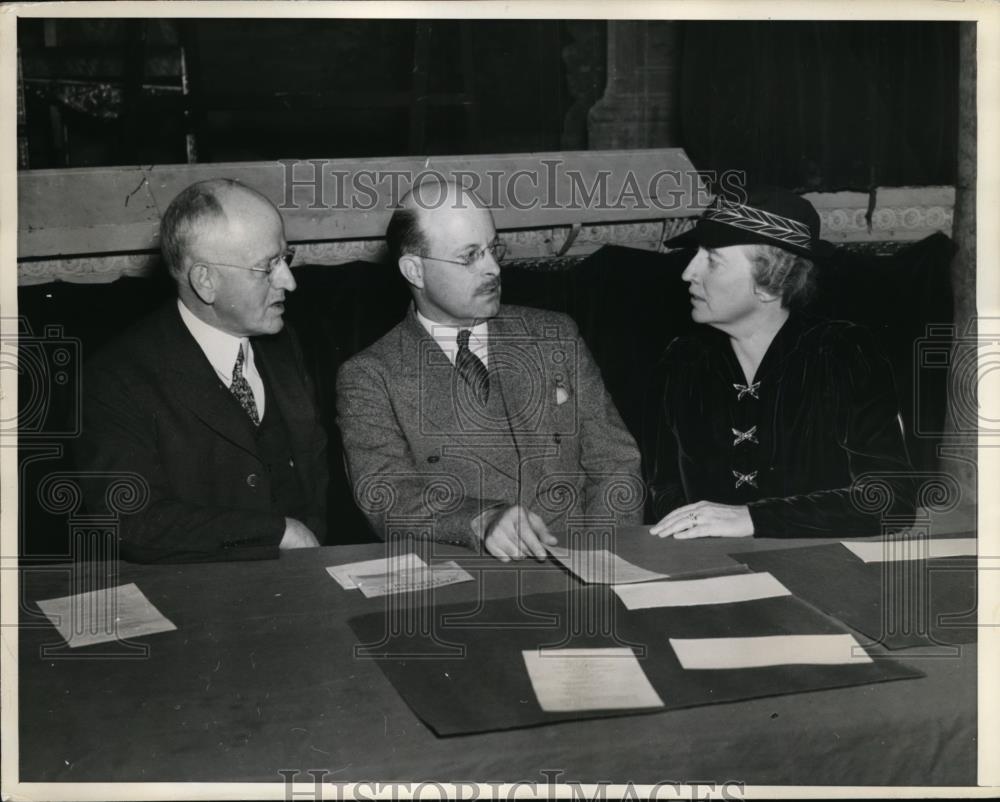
[[417, 239, 507, 268], [196, 246, 296, 278]]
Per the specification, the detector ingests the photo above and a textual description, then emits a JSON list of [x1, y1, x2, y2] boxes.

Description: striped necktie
[[230, 344, 260, 426], [456, 329, 489, 405]]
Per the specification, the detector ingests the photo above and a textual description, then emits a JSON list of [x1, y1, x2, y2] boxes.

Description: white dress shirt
[[177, 299, 266, 417], [415, 308, 489, 368]]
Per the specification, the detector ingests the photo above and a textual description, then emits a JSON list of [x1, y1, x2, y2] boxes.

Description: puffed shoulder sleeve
[[748, 323, 917, 537]]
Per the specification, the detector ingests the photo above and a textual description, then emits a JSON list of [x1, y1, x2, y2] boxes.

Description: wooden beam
[[17, 220, 694, 286], [17, 148, 705, 259], [16, 150, 957, 286], [804, 186, 955, 245]]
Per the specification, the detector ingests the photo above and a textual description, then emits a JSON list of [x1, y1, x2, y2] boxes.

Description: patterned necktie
[[455, 329, 490, 405], [230, 344, 260, 426]]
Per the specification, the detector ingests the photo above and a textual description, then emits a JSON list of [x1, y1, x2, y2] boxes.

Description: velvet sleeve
[[748, 325, 917, 537]]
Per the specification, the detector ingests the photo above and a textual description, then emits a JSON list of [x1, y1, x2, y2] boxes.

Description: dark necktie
[[456, 329, 490, 405], [230, 344, 260, 426]]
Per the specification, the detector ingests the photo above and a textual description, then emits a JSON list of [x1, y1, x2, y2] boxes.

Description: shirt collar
[[414, 307, 489, 366], [176, 299, 249, 381]]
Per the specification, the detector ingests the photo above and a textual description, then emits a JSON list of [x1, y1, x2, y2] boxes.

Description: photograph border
[[1, 1, 997, 799]]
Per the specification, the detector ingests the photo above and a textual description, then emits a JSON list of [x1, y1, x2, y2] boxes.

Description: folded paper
[[547, 545, 669, 584], [614, 572, 790, 610], [669, 634, 872, 670], [523, 647, 664, 712], [353, 561, 474, 598], [842, 538, 977, 564], [326, 552, 428, 590], [37, 582, 176, 648]]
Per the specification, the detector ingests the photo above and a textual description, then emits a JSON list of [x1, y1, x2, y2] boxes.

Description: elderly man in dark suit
[[77, 179, 327, 563], [336, 181, 643, 562]]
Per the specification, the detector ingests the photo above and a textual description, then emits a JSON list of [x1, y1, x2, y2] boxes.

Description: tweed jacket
[[336, 304, 643, 547]]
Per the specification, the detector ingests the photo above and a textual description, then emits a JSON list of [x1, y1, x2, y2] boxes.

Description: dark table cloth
[[17, 528, 976, 786]]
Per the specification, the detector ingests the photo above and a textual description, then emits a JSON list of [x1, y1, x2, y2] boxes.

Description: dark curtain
[[679, 21, 959, 191], [19, 18, 572, 168]]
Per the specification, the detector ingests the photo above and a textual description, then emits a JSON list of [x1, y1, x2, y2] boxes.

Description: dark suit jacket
[[76, 302, 328, 563], [336, 304, 643, 547]]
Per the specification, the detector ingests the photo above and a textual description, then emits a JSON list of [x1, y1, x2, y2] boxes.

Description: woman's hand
[[649, 501, 754, 539]]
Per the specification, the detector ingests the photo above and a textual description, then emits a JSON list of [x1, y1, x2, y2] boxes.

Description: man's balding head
[[162, 178, 296, 337], [388, 180, 502, 326], [386, 179, 488, 265], [160, 179, 277, 281]]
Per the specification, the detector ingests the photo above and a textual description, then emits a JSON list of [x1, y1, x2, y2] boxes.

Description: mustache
[[478, 278, 501, 293]]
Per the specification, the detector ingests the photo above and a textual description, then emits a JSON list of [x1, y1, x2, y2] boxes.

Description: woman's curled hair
[[748, 244, 817, 311]]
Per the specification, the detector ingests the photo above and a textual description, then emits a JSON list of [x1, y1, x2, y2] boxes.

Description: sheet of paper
[[37, 582, 176, 648], [326, 552, 428, 590], [546, 545, 669, 584], [842, 537, 977, 564], [669, 634, 873, 670], [353, 561, 474, 598], [522, 647, 664, 712], [613, 572, 790, 610]]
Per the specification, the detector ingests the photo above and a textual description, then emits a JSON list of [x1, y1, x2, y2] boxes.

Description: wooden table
[[17, 528, 976, 786]]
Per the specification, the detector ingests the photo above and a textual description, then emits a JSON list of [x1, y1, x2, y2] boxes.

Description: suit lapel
[[488, 311, 560, 482], [154, 303, 260, 460], [253, 332, 314, 490], [489, 311, 536, 433], [398, 307, 518, 482], [398, 308, 463, 439]]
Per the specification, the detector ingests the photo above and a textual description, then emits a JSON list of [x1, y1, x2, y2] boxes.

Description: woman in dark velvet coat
[[649, 188, 916, 540]]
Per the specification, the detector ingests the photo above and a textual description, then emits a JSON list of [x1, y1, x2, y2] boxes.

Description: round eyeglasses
[[197, 246, 296, 278], [417, 240, 507, 268]]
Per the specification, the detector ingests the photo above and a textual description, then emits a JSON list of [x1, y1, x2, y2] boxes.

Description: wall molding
[[805, 186, 955, 245], [17, 172, 955, 286]]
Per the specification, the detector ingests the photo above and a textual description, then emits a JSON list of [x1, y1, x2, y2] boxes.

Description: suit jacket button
[[288, 458, 295, 468], [246, 473, 259, 488], [427, 455, 440, 464]]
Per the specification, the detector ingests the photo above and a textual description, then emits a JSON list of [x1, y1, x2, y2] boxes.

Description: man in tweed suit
[[336, 181, 642, 561]]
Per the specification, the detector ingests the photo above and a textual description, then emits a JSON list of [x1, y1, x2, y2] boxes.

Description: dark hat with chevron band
[[666, 187, 821, 259]]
